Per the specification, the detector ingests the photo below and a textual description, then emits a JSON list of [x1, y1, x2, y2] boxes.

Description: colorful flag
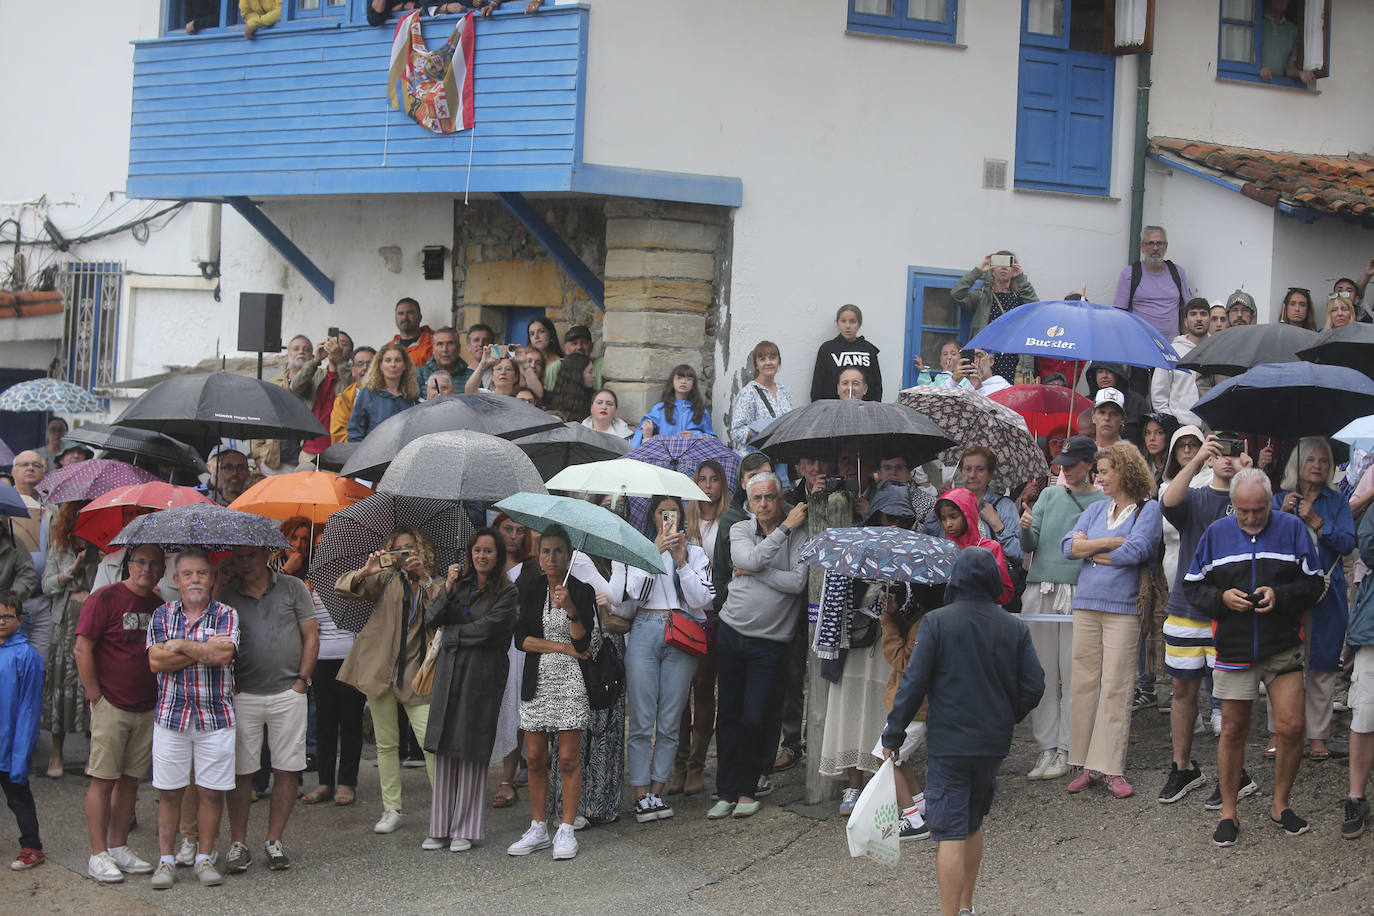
[[387, 9, 475, 134]]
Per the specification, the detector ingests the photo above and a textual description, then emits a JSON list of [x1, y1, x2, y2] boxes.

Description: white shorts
[[874, 721, 926, 765], [234, 688, 308, 775], [1351, 645, 1374, 734], [152, 724, 237, 792]]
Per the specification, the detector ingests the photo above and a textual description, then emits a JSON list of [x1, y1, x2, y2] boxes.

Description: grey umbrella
[[750, 399, 955, 466], [1176, 323, 1318, 376], [340, 393, 563, 479], [111, 503, 290, 552], [513, 422, 631, 481], [378, 430, 548, 502]]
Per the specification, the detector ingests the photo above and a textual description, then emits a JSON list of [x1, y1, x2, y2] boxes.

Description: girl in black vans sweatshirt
[[810, 304, 882, 402]]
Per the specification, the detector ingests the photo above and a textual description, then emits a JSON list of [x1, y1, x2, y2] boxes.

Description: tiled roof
[[1149, 138, 1374, 219]]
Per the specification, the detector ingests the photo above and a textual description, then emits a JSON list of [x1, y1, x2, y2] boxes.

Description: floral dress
[[518, 593, 590, 733], [41, 544, 99, 735]]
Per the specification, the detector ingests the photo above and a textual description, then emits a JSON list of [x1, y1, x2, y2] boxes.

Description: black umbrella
[[513, 422, 631, 481], [751, 399, 955, 465], [1192, 362, 1374, 440], [317, 442, 357, 473], [113, 371, 326, 450], [65, 423, 206, 475], [110, 503, 290, 552], [1176, 324, 1318, 376], [310, 491, 475, 633], [339, 393, 563, 479], [1297, 323, 1374, 377]]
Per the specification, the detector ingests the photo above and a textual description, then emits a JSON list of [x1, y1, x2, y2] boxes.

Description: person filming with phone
[[950, 250, 1038, 385], [335, 530, 442, 836], [1183, 469, 1326, 846]]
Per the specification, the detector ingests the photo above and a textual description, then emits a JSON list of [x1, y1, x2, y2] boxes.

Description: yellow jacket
[[330, 383, 357, 445], [240, 0, 281, 32]]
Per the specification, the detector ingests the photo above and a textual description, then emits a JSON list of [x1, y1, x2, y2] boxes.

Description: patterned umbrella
[[310, 491, 475, 633], [624, 433, 741, 531], [378, 430, 546, 502], [898, 386, 1048, 489], [74, 482, 213, 552], [111, 503, 290, 552], [229, 471, 373, 526], [36, 458, 159, 505], [798, 527, 957, 584], [339, 393, 563, 479], [493, 492, 665, 576], [0, 378, 104, 414], [513, 423, 631, 481]]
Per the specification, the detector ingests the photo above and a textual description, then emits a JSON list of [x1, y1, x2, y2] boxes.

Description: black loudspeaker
[[238, 293, 283, 353]]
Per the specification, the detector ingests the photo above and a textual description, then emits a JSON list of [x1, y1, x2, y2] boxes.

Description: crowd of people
[[2, 234, 1374, 916]]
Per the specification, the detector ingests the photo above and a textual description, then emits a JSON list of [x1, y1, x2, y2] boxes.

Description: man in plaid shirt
[[145, 548, 239, 890]]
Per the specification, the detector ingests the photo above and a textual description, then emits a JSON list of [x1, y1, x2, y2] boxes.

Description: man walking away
[[882, 548, 1044, 916]]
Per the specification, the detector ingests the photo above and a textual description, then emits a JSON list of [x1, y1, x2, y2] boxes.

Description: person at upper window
[[1151, 298, 1212, 429], [631, 366, 715, 447], [1259, 0, 1316, 86], [391, 298, 434, 368], [810, 305, 882, 403], [367, 1, 502, 27], [1277, 288, 1316, 330], [184, 0, 220, 34], [1113, 227, 1190, 343], [1225, 290, 1257, 327], [239, 0, 280, 40], [1323, 294, 1357, 330], [951, 251, 1039, 385]]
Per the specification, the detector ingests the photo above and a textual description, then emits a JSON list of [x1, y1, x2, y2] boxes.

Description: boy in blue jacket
[[0, 589, 45, 870]]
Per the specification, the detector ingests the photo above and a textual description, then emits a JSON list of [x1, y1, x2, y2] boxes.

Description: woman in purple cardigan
[[1060, 442, 1162, 800]]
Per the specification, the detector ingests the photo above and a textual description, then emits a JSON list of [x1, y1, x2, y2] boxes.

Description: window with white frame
[[847, 0, 958, 43]]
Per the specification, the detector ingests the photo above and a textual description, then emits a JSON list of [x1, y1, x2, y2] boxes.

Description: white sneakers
[[1027, 750, 1055, 779], [1211, 710, 1223, 736], [449, 837, 472, 852], [88, 852, 124, 883], [507, 820, 552, 856], [174, 837, 196, 867], [109, 846, 153, 874], [421, 836, 446, 851], [374, 809, 403, 834], [1029, 750, 1070, 780], [507, 820, 576, 859], [552, 823, 577, 860]]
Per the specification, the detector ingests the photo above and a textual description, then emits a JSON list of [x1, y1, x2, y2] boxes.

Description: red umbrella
[[988, 384, 1092, 437], [74, 482, 213, 552]]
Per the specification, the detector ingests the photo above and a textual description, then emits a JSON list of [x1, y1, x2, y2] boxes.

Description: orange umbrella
[[228, 471, 372, 525]]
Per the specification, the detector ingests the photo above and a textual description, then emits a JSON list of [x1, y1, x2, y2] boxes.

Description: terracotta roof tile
[[1149, 137, 1374, 218]]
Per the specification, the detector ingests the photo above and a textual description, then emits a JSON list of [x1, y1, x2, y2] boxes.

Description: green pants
[[368, 693, 434, 813]]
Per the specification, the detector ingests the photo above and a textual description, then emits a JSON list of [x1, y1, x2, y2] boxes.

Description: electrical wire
[[0, 201, 187, 248]]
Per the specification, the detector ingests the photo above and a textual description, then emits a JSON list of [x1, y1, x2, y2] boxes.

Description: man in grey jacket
[[707, 473, 807, 820], [883, 548, 1043, 916]]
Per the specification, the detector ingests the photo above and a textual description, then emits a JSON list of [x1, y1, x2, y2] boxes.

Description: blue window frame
[[163, 0, 352, 35], [291, 0, 349, 20], [903, 267, 972, 390], [1216, 0, 1327, 88], [847, 0, 958, 43], [1014, 0, 1116, 196]]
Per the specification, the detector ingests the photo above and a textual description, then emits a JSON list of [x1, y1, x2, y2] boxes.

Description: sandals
[[302, 786, 334, 805], [334, 787, 355, 807], [491, 781, 518, 809]]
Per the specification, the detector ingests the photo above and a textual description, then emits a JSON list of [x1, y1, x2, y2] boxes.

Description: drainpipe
[[1128, 51, 1152, 259]]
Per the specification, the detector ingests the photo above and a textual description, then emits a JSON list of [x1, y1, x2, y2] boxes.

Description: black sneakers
[[899, 816, 930, 842], [1342, 797, 1369, 840], [1158, 761, 1206, 804], [1204, 770, 1258, 811], [1270, 808, 1311, 836], [1212, 818, 1239, 847], [1131, 687, 1158, 711]]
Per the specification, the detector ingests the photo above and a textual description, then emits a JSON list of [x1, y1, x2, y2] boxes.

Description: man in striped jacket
[[1183, 468, 1324, 847]]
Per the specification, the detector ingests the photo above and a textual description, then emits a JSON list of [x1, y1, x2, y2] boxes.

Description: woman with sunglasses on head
[[630, 365, 715, 447], [1278, 288, 1316, 330]]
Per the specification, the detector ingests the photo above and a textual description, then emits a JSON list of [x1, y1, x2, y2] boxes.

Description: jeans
[[1, 772, 40, 850], [1137, 640, 1156, 694], [714, 622, 787, 803], [625, 612, 700, 787]]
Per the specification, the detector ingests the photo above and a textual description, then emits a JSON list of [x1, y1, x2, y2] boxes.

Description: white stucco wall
[[581, 1, 1141, 424], [1149, 0, 1374, 155], [1271, 214, 1374, 326]]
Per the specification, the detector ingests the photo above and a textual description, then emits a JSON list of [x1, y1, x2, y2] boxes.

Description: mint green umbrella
[[493, 492, 665, 576]]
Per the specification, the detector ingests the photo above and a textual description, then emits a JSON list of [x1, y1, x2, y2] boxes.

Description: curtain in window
[[1112, 0, 1148, 46], [1303, 0, 1325, 70], [908, 0, 945, 21], [855, 0, 893, 14], [1026, 0, 1063, 37], [1220, 24, 1253, 62]]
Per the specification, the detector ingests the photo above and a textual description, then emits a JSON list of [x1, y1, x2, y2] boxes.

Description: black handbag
[[580, 611, 624, 711]]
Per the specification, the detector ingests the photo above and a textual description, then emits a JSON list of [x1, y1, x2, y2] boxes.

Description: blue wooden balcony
[[126, 3, 740, 205]]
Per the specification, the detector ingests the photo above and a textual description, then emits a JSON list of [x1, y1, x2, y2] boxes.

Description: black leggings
[[313, 659, 366, 787]]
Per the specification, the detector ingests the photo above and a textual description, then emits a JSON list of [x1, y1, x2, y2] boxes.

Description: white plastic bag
[[845, 757, 900, 865]]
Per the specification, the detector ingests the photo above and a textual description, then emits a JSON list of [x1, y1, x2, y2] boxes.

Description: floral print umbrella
[[798, 527, 957, 585], [898, 386, 1048, 489], [35, 459, 158, 505], [0, 378, 104, 414]]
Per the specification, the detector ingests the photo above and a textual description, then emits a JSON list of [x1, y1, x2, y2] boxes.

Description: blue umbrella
[[1334, 414, 1374, 454], [1192, 362, 1374, 440], [965, 299, 1179, 371], [0, 438, 13, 466], [493, 492, 665, 576], [798, 527, 957, 584], [0, 481, 29, 519], [0, 378, 104, 413], [111, 503, 290, 552]]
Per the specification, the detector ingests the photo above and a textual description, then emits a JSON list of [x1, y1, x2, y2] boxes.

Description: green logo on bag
[[874, 800, 898, 836]]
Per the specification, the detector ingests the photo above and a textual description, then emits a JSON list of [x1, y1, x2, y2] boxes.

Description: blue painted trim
[[494, 191, 604, 310], [224, 196, 336, 303], [572, 163, 742, 208], [902, 265, 971, 390], [1146, 151, 1246, 196], [847, 0, 956, 43]]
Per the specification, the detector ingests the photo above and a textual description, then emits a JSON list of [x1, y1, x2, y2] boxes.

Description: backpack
[[1127, 260, 1185, 313]]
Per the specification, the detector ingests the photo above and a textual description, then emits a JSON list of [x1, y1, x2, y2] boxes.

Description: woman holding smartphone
[[950, 250, 1039, 384], [623, 496, 715, 823]]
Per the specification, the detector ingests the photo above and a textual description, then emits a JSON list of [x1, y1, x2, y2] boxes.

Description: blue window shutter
[[1015, 50, 1066, 187], [1015, 47, 1114, 195], [1063, 52, 1114, 193]]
